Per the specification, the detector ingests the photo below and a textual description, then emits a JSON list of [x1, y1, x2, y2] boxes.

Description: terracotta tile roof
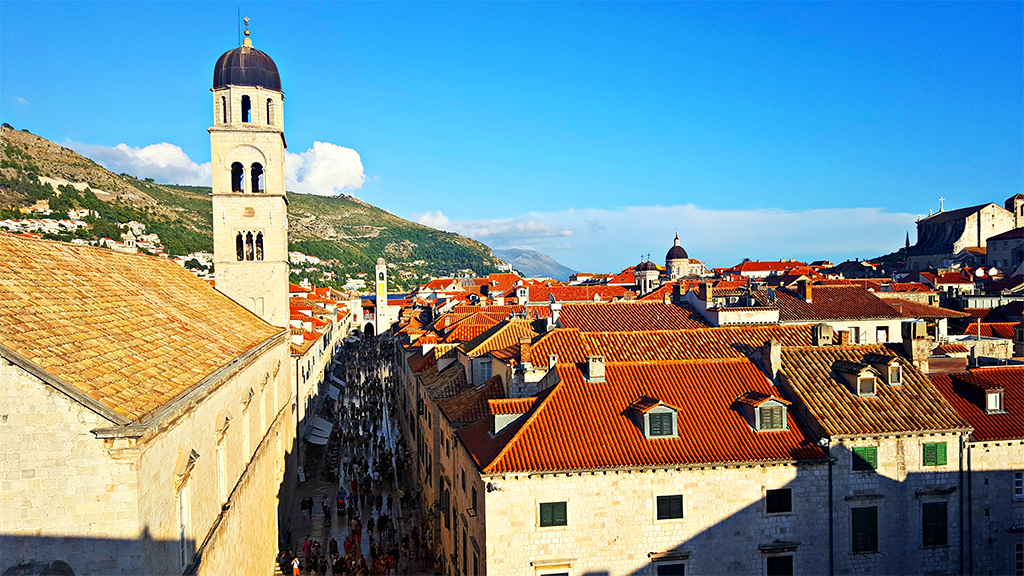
[[752, 285, 904, 322], [932, 366, 1024, 441], [877, 297, 970, 319], [935, 344, 970, 355], [888, 282, 934, 293], [451, 304, 527, 318], [988, 228, 1024, 242], [736, 391, 790, 407], [964, 322, 1019, 339], [779, 345, 970, 436], [527, 284, 635, 303], [606, 268, 636, 285], [487, 273, 523, 289], [627, 395, 661, 413], [488, 397, 537, 415], [0, 234, 282, 422], [729, 260, 807, 273], [442, 323, 497, 344], [558, 301, 712, 332], [419, 361, 468, 400], [934, 272, 973, 285], [462, 319, 541, 357], [437, 375, 505, 426], [962, 308, 997, 322], [406, 349, 435, 373], [462, 358, 825, 473], [636, 281, 690, 301], [982, 274, 1024, 293]]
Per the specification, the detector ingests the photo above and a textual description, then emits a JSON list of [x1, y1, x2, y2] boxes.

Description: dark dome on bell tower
[[213, 34, 282, 92]]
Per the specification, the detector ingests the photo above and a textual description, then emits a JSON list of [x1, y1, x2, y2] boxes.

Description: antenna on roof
[[237, 7, 241, 46]]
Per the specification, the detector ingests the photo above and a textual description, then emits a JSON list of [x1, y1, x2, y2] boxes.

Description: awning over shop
[[311, 416, 334, 435], [305, 431, 329, 445], [330, 375, 346, 388], [326, 385, 341, 400]]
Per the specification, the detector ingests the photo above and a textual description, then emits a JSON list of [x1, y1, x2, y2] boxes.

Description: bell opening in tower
[[241, 95, 251, 123], [231, 163, 244, 192], [251, 163, 265, 193]]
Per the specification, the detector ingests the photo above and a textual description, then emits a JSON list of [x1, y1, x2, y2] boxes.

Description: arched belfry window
[[241, 95, 251, 123], [251, 163, 265, 193], [236, 233, 244, 261], [221, 96, 228, 123], [231, 163, 244, 192], [255, 232, 264, 261], [245, 232, 254, 261], [266, 99, 274, 125]]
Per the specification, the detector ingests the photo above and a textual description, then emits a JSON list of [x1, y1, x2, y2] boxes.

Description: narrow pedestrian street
[[276, 335, 435, 576]]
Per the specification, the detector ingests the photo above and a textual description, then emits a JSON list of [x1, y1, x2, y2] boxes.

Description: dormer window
[[888, 365, 902, 386], [857, 375, 876, 396], [864, 354, 902, 387], [630, 396, 679, 439], [986, 390, 1003, 413], [736, 391, 791, 432]]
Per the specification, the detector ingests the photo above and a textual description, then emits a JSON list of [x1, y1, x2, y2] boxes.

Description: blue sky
[[2, 2, 1021, 272]]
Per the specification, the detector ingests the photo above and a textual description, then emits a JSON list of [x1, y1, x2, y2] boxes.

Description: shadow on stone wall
[[1, 528, 194, 576]]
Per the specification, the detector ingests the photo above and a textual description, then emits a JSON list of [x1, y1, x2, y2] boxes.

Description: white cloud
[[413, 210, 452, 230], [64, 139, 367, 195], [426, 204, 916, 272], [285, 141, 365, 196], [66, 141, 213, 186], [15, 97, 29, 107]]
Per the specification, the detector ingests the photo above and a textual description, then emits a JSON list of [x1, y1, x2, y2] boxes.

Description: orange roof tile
[[488, 397, 537, 415], [877, 297, 970, 319], [780, 345, 970, 436], [558, 301, 711, 332], [0, 234, 282, 422], [752, 285, 904, 322], [527, 284, 635, 303], [964, 322, 1019, 339], [461, 358, 824, 473], [932, 366, 1024, 441], [462, 319, 541, 357]]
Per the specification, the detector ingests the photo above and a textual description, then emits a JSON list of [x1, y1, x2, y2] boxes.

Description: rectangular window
[[858, 377, 876, 396], [852, 506, 878, 553], [760, 406, 785, 430], [656, 495, 684, 519], [1015, 472, 1023, 500], [1015, 542, 1023, 576], [987, 392, 1002, 412], [889, 366, 901, 385], [852, 446, 878, 471], [539, 501, 567, 527], [766, 555, 794, 576], [649, 412, 674, 436], [471, 487, 478, 510], [851, 326, 862, 344], [656, 564, 685, 576], [922, 442, 947, 467], [922, 501, 948, 547], [766, 489, 792, 514], [177, 487, 189, 570]]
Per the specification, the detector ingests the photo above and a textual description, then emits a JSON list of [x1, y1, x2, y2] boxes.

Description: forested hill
[[0, 125, 501, 291]]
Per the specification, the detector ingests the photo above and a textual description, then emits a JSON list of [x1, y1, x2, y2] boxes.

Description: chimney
[[672, 283, 683, 306], [548, 354, 558, 369], [421, 340, 435, 355], [586, 355, 606, 382], [698, 282, 713, 304], [519, 336, 532, 368], [837, 330, 850, 346], [797, 280, 812, 303], [812, 322, 833, 346], [760, 340, 782, 380], [550, 302, 562, 326]]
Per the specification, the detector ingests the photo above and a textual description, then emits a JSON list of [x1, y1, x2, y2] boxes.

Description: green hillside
[[0, 125, 500, 291]]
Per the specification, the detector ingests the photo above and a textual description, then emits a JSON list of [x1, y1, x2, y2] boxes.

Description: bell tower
[[209, 21, 289, 327]]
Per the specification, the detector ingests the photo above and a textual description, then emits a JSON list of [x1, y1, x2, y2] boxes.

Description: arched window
[[266, 98, 274, 125], [251, 163, 265, 193], [221, 96, 228, 123], [255, 232, 264, 261], [236, 233, 244, 261], [231, 162, 244, 192], [245, 232, 254, 261], [241, 95, 251, 123]]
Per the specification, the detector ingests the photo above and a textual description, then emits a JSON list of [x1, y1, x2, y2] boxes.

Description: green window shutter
[[553, 501, 567, 525], [923, 443, 946, 466], [540, 502, 567, 527], [540, 503, 552, 526], [657, 495, 684, 519], [853, 447, 878, 471], [923, 443, 936, 466], [936, 442, 947, 466]]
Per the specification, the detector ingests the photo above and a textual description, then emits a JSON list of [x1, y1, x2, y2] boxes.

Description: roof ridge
[[485, 384, 560, 473]]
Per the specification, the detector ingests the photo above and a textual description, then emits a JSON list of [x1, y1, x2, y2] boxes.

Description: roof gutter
[[92, 328, 289, 439], [482, 456, 830, 478], [0, 343, 131, 426]]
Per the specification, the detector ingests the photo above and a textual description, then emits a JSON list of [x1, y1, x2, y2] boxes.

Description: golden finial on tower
[[244, 17, 250, 37]]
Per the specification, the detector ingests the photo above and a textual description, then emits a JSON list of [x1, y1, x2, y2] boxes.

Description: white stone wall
[[480, 463, 830, 576], [0, 358, 141, 575], [965, 440, 1024, 576]]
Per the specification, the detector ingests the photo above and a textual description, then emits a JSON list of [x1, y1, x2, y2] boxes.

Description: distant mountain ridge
[[0, 125, 500, 291], [492, 248, 576, 281]]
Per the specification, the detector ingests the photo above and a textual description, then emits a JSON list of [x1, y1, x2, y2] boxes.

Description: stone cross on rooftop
[[939, 197, 944, 212]]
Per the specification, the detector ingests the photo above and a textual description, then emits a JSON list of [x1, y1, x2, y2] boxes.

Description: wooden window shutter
[[922, 502, 948, 546], [853, 447, 878, 470], [936, 442, 947, 466], [852, 506, 878, 553]]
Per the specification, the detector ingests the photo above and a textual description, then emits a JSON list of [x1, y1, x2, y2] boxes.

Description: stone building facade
[[907, 197, 1023, 271]]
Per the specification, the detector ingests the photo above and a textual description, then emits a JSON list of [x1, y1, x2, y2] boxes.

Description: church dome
[[213, 42, 282, 92], [636, 259, 658, 272], [666, 233, 688, 261]]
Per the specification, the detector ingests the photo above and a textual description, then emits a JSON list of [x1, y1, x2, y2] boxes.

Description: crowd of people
[[279, 334, 440, 576]]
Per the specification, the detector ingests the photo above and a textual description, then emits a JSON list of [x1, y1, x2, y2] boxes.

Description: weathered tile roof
[[437, 375, 505, 426], [932, 366, 1024, 441], [875, 296, 969, 319], [528, 284, 635, 303], [0, 234, 282, 422], [461, 319, 540, 357], [419, 361, 468, 401], [779, 345, 970, 437], [935, 344, 969, 355], [461, 358, 825, 473], [888, 282, 934, 293], [964, 322, 1018, 339], [559, 301, 712, 332], [529, 324, 826, 365], [451, 305, 526, 317], [752, 285, 904, 322]]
